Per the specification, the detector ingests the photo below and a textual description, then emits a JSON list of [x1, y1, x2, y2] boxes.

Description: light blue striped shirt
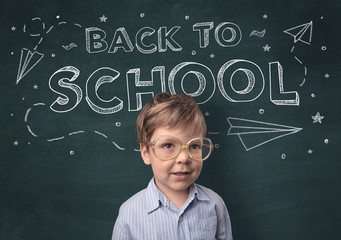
[[112, 178, 232, 239]]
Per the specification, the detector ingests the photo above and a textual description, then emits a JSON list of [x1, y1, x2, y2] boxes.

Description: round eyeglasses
[[144, 135, 214, 161]]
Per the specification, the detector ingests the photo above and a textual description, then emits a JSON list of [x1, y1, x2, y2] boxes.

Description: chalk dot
[[70, 150, 75, 155], [115, 122, 121, 127], [259, 109, 265, 114], [56, 15, 60, 19], [281, 154, 286, 159], [215, 144, 220, 149], [11, 52, 14, 55], [321, 46, 327, 51], [320, 16, 324, 19], [140, 13, 145, 18], [11, 113, 14, 116], [311, 93, 315, 98], [324, 139, 329, 144]]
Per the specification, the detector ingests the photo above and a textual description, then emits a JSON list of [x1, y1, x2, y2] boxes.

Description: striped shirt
[[112, 178, 232, 240]]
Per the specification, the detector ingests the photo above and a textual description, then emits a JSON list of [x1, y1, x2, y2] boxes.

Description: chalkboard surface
[[1, 0, 341, 239]]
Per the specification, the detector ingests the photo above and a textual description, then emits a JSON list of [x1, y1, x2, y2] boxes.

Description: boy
[[112, 92, 232, 239]]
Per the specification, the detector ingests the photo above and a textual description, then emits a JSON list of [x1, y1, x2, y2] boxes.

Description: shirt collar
[[145, 178, 209, 213]]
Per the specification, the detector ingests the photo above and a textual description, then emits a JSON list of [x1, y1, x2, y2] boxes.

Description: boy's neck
[[166, 188, 189, 210], [154, 181, 190, 210]]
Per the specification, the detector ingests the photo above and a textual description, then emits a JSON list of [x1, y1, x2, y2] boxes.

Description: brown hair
[[136, 92, 207, 144]]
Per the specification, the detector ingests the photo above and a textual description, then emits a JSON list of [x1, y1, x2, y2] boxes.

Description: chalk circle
[[321, 46, 327, 51], [115, 122, 121, 127], [51, 53, 56, 57], [281, 154, 286, 159], [185, 16, 190, 20], [311, 93, 315, 98], [324, 139, 329, 144], [215, 144, 220, 149], [259, 109, 265, 114], [140, 13, 145, 18], [191, 50, 196, 55], [70, 150, 75, 155]]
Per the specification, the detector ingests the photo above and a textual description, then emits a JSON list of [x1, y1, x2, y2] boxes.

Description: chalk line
[[112, 141, 125, 151], [69, 131, 85, 136], [27, 125, 38, 137], [47, 136, 65, 142], [94, 131, 108, 138]]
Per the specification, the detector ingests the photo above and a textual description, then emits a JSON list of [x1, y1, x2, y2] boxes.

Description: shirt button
[[178, 216, 183, 222]]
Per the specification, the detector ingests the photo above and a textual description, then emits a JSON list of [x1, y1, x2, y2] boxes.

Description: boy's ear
[[140, 143, 151, 165]]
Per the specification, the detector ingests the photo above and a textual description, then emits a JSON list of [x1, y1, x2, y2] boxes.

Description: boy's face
[[140, 126, 204, 198]]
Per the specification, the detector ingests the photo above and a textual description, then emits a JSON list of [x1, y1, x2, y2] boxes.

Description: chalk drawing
[[99, 15, 108, 22], [62, 43, 78, 50], [311, 112, 324, 124], [227, 117, 302, 151], [69, 131, 85, 136], [94, 131, 108, 138], [16, 48, 44, 84], [283, 21, 313, 45], [263, 44, 271, 51], [112, 141, 125, 151], [249, 29, 266, 38], [283, 22, 313, 87], [16, 17, 83, 83]]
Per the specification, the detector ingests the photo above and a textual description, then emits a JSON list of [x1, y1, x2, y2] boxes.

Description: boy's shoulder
[[118, 179, 159, 213], [119, 187, 148, 211]]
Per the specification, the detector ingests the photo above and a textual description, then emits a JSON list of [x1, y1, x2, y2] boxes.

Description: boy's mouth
[[173, 172, 190, 176]]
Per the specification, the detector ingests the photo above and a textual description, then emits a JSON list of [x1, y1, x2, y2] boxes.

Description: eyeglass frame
[[143, 135, 214, 161]]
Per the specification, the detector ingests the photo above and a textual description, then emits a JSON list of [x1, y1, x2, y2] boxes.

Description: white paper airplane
[[16, 48, 44, 84], [227, 117, 302, 151], [283, 21, 313, 45]]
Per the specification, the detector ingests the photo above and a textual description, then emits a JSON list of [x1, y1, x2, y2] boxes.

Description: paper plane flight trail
[[16, 48, 44, 84], [227, 117, 302, 151], [283, 21, 313, 45]]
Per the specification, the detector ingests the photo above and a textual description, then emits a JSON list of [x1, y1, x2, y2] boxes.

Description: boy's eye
[[162, 143, 174, 149], [190, 144, 201, 150]]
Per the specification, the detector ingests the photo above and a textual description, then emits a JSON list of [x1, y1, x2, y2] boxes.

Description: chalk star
[[263, 44, 271, 51], [204, 112, 210, 116], [210, 53, 215, 58], [324, 73, 330, 78], [99, 15, 108, 22], [263, 14, 268, 19], [14, 140, 19, 145], [33, 84, 38, 89], [311, 112, 324, 124], [11, 26, 16, 31], [308, 149, 313, 154]]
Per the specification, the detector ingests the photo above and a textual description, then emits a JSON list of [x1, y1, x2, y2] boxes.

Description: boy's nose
[[175, 147, 191, 164]]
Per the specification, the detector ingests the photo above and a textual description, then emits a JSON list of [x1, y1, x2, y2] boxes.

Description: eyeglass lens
[[153, 136, 212, 160]]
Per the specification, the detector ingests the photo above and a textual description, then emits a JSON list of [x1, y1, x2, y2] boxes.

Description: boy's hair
[[136, 92, 207, 144]]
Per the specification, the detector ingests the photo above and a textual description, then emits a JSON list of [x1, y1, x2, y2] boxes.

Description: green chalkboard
[[1, 0, 341, 239]]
